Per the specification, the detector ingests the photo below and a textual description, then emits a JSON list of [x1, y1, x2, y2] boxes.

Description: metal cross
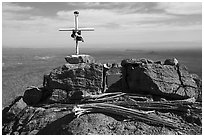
[[59, 11, 94, 55]]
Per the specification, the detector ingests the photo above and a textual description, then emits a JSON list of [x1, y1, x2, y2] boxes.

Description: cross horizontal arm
[[59, 28, 74, 31], [59, 28, 94, 31], [79, 28, 94, 31]]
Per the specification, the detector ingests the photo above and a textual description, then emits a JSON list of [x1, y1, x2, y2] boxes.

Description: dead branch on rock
[[81, 92, 201, 113], [82, 92, 124, 99], [81, 92, 152, 103], [72, 92, 201, 129], [73, 103, 178, 129], [122, 96, 201, 113]]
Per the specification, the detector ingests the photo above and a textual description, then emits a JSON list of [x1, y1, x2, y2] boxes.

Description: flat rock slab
[[65, 54, 95, 64]]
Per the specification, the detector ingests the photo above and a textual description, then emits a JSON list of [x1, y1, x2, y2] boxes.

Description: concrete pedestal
[[65, 54, 95, 64]]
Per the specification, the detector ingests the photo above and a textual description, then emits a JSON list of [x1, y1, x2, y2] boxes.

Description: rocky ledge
[[2, 56, 202, 135]]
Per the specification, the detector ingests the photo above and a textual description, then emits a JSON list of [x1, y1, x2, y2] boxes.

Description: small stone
[[154, 61, 162, 64], [164, 58, 178, 66], [13, 132, 19, 135]]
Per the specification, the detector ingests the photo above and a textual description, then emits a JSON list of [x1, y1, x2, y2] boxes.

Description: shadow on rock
[[37, 113, 76, 135]]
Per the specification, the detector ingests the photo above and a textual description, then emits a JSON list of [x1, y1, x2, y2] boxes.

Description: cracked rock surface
[[121, 58, 201, 100]]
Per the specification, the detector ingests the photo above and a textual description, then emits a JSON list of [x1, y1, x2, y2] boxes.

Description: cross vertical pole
[[76, 40, 79, 55], [74, 11, 79, 55], [74, 12, 78, 30]]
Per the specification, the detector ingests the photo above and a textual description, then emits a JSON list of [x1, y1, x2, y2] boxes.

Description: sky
[[2, 2, 202, 50]]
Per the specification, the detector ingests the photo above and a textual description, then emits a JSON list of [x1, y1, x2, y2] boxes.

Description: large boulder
[[121, 58, 200, 100], [43, 63, 103, 101]]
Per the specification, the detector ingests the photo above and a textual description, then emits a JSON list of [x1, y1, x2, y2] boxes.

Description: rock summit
[[2, 55, 202, 135]]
